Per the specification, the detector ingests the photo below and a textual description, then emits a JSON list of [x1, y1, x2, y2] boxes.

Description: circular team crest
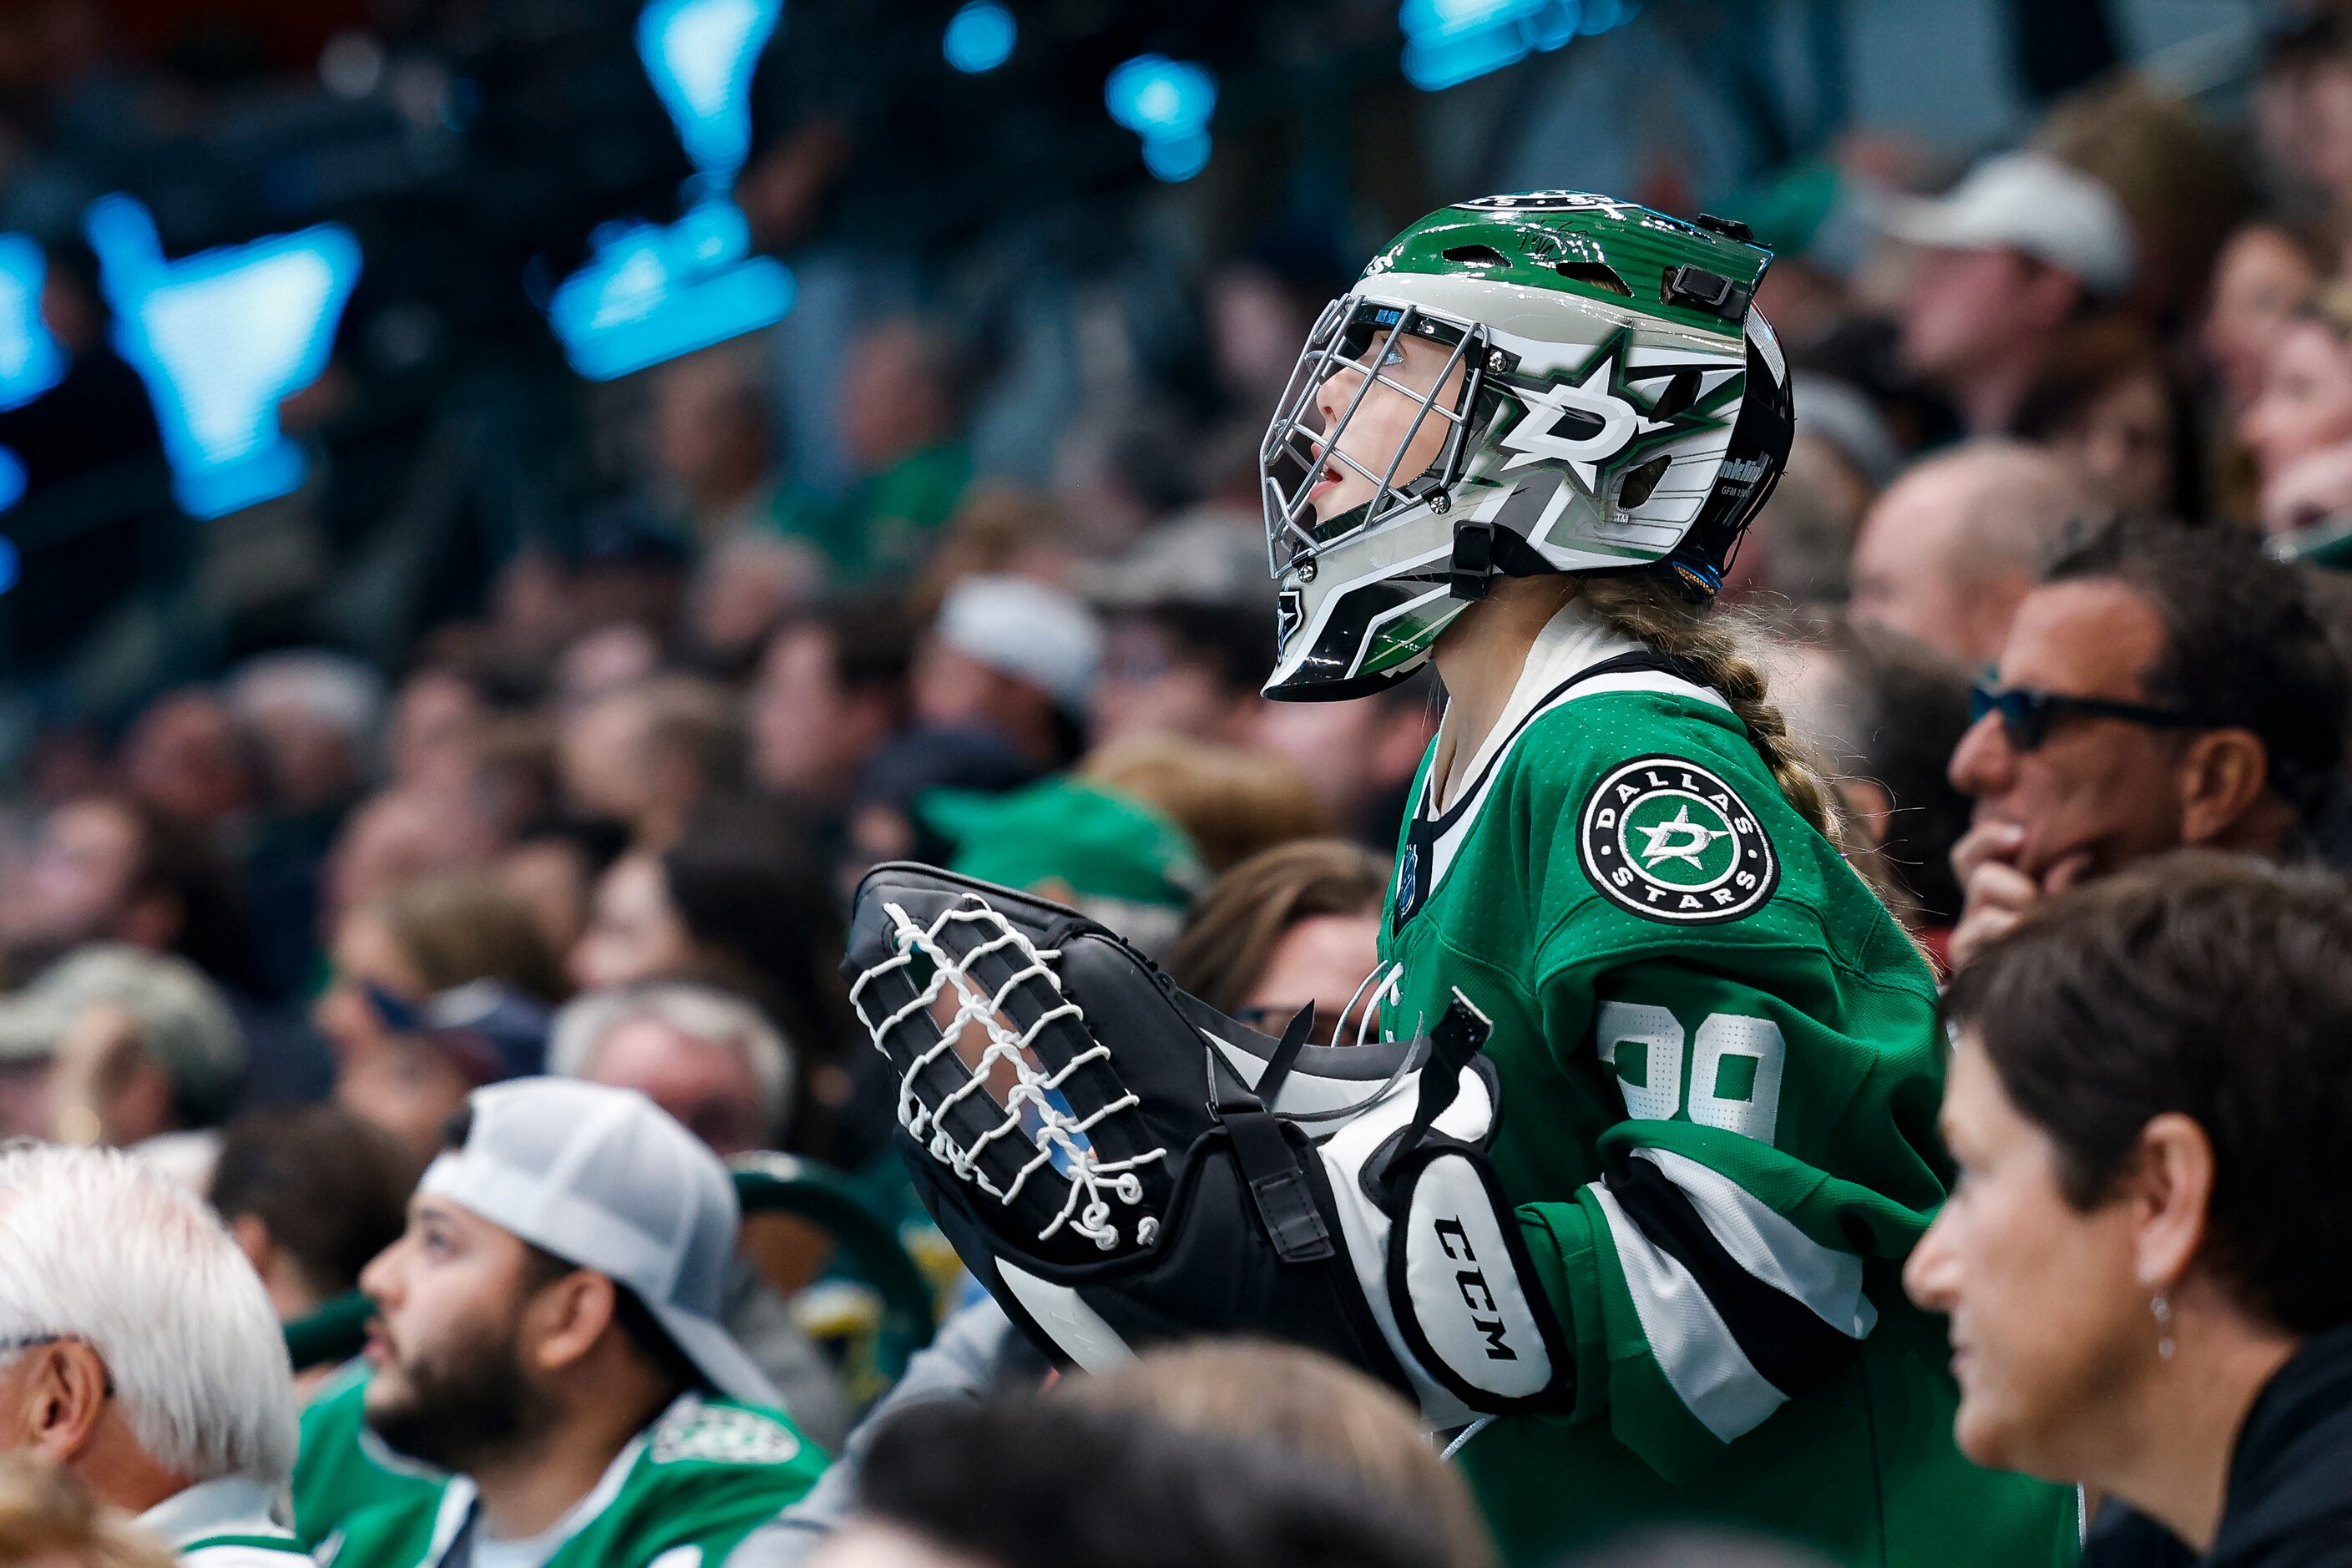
[[1578, 756, 1778, 924]]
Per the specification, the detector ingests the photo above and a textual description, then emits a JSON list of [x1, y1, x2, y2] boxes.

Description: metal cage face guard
[[1261, 294, 1490, 579]]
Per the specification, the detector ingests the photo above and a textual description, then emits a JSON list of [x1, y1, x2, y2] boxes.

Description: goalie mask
[[1261, 191, 1794, 701]]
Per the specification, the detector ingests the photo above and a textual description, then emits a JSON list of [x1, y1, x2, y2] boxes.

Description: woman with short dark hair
[[2013, 318, 2199, 520], [1904, 850, 2352, 1565], [209, 1105, 424, 1320]]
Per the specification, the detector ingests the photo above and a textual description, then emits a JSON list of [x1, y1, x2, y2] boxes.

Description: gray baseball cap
[[0, 945, 244, 1120], [418, 1076, 780, 1409]]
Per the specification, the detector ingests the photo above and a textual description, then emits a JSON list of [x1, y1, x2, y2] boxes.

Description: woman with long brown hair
[[1242, 190, 2073, 1564]]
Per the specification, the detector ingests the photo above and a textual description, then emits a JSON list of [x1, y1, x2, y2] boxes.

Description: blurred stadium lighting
[[637, 0, 783, 180], [549, 208, 796, 381], [83, 194, 360, 520], [943, 2, 1016, 73], [0, 453, 23, 520], [1400, 0, 1637, 92], [1142, 131, 1211, 182], [1105, 54, 1217, 184], [318, 29, 388, 99], [0, 237, 65, 415], [548, 0, 796, 382]]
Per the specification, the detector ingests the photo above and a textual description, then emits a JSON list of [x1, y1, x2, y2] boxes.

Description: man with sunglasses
[[0, 1142, 311, 1563], [1947, 517, 2346, 968]]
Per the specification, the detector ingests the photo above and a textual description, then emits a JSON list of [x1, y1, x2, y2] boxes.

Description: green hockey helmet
[[1260, 192, 1793, 701]]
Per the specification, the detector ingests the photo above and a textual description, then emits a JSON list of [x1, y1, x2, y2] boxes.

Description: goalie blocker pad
[[844, 862, 1571, 1421]]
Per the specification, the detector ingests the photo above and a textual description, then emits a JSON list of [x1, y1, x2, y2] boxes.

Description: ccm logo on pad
[[1434, 1216, 1519, 1361]]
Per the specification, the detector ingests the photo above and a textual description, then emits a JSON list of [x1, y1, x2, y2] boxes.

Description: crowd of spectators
[[21, 3, 2352, 1566]]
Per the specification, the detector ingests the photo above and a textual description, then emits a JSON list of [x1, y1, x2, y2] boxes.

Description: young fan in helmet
[[1260, 194, 2076, 1565]]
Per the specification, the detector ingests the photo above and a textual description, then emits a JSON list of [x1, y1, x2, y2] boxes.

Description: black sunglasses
[[1968, 681, 2208, 752]]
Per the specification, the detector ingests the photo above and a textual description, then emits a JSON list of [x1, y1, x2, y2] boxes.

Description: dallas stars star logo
[[1493, 331, 1739, 498], [1634, 803, 1732, 869]]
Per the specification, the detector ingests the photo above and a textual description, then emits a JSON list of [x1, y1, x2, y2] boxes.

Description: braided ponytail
[[1577, 574, 1854, 856]]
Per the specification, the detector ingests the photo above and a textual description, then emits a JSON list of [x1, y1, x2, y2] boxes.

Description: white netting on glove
[[848, 897, 1166, 1252]]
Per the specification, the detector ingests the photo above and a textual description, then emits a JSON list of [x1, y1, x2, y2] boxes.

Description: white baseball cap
[[0, 944, 244, 1120], [933, 574, 1104, 713], [418, 1076, 780, 1408], [1879, 151, 2135, 296]]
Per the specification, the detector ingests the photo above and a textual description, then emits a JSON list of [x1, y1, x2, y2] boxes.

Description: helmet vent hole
[[1553, 261, 1631, 296], [1442, 244, 1510, 267], [1618, 455, 1671, 509], [1652, 368, 1701, 417]]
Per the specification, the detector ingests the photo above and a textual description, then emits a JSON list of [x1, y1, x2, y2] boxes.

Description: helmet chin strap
[[1451, 514, 1734, 607], [1447, 517, 1560, 601]]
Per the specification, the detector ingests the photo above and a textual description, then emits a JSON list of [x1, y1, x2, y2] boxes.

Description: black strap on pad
[[1363, 994, 1493, 1209], [1215, 1004, 1335, 1262]]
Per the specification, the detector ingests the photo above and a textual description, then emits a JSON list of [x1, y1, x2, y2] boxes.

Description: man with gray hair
[[547, 984, 851, 1452], [225, 651, 385, 816], [1848, 440, 2095, 666], [0, 945, 245, 1185], [549, 984, 792, 1160], [0, 1141, 307, 1563]]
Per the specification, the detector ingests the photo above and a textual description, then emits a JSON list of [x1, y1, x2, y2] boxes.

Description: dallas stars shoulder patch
[[1577, 755, 1778, 924], [650, 1402, 802, 1467]]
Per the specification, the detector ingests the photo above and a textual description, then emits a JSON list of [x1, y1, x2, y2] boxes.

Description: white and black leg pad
[[1380, 1140, 1571, 1412]]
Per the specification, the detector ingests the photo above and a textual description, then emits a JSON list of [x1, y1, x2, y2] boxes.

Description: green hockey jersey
[[1376, 607, 2076, 1567], [291, 1366, 443, 1550], [316, 1393, 825, 1568]]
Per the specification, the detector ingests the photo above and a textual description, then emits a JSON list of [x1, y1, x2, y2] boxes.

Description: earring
[[2151, 1291, 2175, 1360]]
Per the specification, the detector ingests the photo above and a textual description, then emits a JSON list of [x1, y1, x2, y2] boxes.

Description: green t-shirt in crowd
[[1371, 612, 2078, 1567], [766, 443, 970, 584], [316, 1393, 824, 1568], [292, 1366, 443, 1550]]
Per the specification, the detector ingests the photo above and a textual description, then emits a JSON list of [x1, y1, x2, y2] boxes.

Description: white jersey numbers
[[1596, 1002, 1787, 1146]]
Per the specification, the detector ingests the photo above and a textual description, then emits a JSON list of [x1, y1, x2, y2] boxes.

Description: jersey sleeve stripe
[[1603, 1154, 1866, 1409], [1589, 1180, 1787, 1444], [1631, 1146, 1879, 1338]]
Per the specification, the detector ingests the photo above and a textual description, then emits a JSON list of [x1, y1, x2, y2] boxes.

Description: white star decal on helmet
[[1495, 347, 1675, 493]]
